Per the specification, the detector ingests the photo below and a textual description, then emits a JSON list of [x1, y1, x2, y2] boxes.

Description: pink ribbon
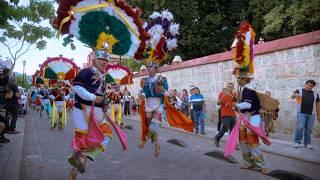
[[224, 114, 271, 157], [105, 113, 128, 151]]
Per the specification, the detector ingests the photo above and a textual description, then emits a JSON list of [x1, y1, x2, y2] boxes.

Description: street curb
[[125, 117, 320, 165], [2, 116, 25, 180]]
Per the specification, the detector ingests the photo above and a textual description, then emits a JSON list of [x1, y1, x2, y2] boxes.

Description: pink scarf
[[105, 113, 128, 151], [71, 104, 104, 151], [224, 114, 271, 157]]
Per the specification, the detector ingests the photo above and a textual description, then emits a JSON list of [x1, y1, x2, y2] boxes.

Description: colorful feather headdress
[[232, 21, 256, 78], [105, 64, 133, 85], [52, 0, 149, 60], [40, 56, 79, 81], [32, 70, 40, 86], [143, 10, 180, 66]]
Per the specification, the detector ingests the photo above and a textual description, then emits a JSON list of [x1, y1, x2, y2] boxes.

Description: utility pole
[[23, 60, 26, 83]]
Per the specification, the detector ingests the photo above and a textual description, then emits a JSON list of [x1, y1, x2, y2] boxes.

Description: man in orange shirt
[[215, 82, 237, 147]]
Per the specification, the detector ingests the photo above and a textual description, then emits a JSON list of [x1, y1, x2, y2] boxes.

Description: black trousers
[[0, 114, 8, 137], [217, 108, 222, 131], [6, 105, 19, 131], [216, 116, 236, 141], [124, 101, 130, 115], [190, 109, 194, 121]]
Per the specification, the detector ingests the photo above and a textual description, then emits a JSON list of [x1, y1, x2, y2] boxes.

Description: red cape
[[140, 96, 194, 142]]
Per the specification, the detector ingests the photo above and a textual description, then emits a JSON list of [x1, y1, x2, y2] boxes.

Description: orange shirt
[[218, 91, 236, 117]]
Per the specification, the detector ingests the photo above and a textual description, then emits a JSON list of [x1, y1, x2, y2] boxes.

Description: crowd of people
[[143, 79, 319, 151], [29, 81, 74, 129]]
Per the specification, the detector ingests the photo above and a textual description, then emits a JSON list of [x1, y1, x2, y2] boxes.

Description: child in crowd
[[131, 96, 137, 115], [189, 86, 206, 135]]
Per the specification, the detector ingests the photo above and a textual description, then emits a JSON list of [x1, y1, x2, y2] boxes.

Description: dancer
[[52, 0, 148, 178], [66, 50, 112, 174], [139, 10, 193, 157], [40, 85, 52, 119], [139, 61, 168, 157], [108, 83, 124, 128], [51, 81, 67, 130], [224, 21, 274, 174]]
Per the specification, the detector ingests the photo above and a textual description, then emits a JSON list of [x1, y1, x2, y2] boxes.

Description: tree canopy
[[0, 0, 55, 70], [127, 0, 320, 62]]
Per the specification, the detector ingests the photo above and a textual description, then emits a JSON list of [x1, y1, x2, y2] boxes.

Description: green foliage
[[121, 58, 146, 73], [16, 75, 31, 90], [0, 0, 54, 70], [127, 0, 320, 63], [263, 0, 320, 39], [0, 0, 19, 27]]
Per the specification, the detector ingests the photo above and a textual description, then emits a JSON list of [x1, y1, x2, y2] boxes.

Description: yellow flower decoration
[[96, 32, 119, 53]]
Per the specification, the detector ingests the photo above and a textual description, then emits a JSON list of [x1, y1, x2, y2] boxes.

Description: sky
[[0, 0, 91, 76]]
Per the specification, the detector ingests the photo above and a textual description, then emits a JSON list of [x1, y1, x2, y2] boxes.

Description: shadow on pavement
[[205, 150, 238, 164], [267, 169, 314, 180]]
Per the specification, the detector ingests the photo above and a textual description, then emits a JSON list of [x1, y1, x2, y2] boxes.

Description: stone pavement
[[1, 111, 320, 180], [127, 115, 320, 165], [0, 116, 25, 180]]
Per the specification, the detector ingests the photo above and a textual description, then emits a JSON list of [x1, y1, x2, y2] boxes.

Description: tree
[[262, 0, 320, 40], [0, 0, 19, 26], [15, 75, 31, 90], [121, 58, 146, 72], [127, 0, 320, 63], [0, 0, 55, 70]]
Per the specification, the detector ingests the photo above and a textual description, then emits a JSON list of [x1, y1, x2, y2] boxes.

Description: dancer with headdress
[[224, 21, 279, 174], [52, 0, 147, 178], [108, 83, 124, 127], [139, 10, 193, 157], [51, 81, 67, 129], [105, 63, 133, 128]]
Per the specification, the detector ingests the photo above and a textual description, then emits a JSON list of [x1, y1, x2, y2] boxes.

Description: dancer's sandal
[[154, 143, 160, 157], [58, 122, 63, 130], [260, 168, 269, 175], [68, 152, 86, 174], [240, 164, 254, 170], [68, 168, 78, 180], [138, 140, 146, 149]]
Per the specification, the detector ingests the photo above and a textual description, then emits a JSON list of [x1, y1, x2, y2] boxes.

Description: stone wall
[[128, 31, 320, 137]]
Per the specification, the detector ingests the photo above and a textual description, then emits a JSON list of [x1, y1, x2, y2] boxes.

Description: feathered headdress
[[40, 56, 79, 81], [52, 0, 149, 60], [105, 64, 133, 85], [143, 10, 180, 66], [232, 21, 256, 78]]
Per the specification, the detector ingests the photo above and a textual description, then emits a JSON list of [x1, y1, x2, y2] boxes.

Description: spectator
[[131, 96, 137, 115], [189, 85, 196, 122], [5, 77, 20, 134], [214, 82, 237, 147], [260, 91, 279, 136], [168, 89, 178, 107], [0, 112, 10, 144], [217, 88, 226, 131], [123, 90, 131, 116], [180, 89, 189, 116], [173, 89, 182, 110], [189, 86, 206, 135], [0, 68, 10, 143], [291, 80, 320, 149], [136, 91, 142, 113]]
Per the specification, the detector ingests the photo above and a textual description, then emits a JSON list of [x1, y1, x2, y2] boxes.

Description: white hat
[[189, 85, 198, 91], [172, 55, 182, 63], [94, 50, 109, 61], [140, 65, 147, 70]]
